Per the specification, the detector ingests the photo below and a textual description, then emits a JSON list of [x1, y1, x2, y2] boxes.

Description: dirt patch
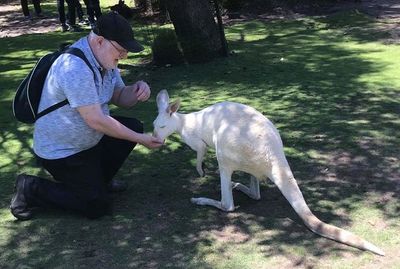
[[209, 224, 250, 243], [0, 1, 60, 37]]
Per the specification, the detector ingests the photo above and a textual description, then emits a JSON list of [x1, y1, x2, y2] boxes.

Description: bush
[[151, 28, 185, 66]]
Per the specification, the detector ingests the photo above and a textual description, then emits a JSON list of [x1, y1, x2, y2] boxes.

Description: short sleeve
[[55, 54, 100, 108]]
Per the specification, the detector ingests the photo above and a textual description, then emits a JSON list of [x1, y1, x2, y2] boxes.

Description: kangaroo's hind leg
[[191, 166, 235, 212], [233, 175, 261, 200]]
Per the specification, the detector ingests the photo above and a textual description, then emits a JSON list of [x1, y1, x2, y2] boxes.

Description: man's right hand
[[139, 133, 164, 149]]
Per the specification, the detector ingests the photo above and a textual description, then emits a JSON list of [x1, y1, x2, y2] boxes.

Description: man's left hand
[[134, 80, 151, 102]]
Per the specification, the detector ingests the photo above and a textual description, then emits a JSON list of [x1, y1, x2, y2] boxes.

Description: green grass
[[1, 9, 399, 269]]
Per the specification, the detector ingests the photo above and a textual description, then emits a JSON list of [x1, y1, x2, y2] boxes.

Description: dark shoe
[[10, 174, 34, 220], [107, 179, 128, 193], [78, 18, 88, 25], [61, 23, 69, 32], [36, 13, 46, 18], [69, 25, 83, 32]]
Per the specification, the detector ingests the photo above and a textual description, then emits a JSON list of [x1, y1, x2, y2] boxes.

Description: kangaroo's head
[[153, 89, 180, 141]]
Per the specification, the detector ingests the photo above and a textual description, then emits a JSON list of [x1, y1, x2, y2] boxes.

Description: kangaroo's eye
[[159, 126, 166, 129]]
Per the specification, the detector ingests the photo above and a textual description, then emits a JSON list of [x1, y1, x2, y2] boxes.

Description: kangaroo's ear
[[168, 99, 180, 115], [156, 89, 169, 112]]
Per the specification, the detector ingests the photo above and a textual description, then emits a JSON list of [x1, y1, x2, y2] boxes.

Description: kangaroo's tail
[[269, 162, 385, 256]]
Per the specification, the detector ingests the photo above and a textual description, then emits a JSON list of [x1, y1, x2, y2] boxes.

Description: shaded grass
[[0, 9, 399, 269]]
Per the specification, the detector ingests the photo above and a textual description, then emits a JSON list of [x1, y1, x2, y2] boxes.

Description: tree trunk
[[165, 0, 226, 63]]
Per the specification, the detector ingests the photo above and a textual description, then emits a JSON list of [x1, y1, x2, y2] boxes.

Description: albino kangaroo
[[153, 89, 384, 256]]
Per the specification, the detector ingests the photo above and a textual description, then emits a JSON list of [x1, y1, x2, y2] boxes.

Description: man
[[10, 12, 164, 220]]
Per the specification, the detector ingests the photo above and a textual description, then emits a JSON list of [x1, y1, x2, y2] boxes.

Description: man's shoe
[[10, 174, 34, 221], [107, 179, 128, 193]]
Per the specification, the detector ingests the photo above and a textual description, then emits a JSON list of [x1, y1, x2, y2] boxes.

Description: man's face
[[96, 37, 128, 69]]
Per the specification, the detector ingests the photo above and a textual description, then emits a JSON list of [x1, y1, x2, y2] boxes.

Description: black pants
[[75, 0, 84, 20], [82, 0, 101, 23], [20, 0, 42, 16], [57, 0, 77, 25], [29, 116, 143, 219]]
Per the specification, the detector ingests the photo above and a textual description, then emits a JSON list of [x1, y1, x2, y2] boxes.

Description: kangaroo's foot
[[191, 197, 235, 212]]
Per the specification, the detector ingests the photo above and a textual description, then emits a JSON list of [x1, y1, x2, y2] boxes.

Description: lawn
[[0, 7, 399, 269]]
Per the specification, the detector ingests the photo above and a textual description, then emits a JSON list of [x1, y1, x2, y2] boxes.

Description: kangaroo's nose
[[152, 131, 158, 138]]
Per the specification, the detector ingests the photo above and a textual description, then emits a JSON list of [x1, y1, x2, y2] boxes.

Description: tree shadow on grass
[[0, 10, 399, 268]]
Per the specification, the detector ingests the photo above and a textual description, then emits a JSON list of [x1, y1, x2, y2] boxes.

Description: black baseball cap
[[93, 11, 144, 53]]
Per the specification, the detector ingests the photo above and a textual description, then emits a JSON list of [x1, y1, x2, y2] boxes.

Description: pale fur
[[153, 89, 384, 256]]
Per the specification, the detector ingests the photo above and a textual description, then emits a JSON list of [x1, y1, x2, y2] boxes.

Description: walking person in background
[[20, 0, 43, 20]]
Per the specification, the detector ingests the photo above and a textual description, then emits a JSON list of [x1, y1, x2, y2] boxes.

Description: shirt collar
[[73, 36, 103, 72]]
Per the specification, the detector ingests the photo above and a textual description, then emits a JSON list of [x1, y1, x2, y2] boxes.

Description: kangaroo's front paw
[[197, 170, 205, 177], [196, 167, 205, 177]]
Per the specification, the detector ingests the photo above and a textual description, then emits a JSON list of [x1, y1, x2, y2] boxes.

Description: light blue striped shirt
[[33, 36, 125, 159]]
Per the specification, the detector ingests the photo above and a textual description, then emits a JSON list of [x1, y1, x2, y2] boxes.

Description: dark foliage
[[151, 28, 184, 66]]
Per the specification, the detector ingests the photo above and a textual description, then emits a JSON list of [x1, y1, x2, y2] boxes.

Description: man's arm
[[112, 80, 150, 108], [77, 103, 163, 149]]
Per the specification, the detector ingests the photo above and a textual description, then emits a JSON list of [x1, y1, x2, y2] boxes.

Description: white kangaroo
[[153, 89, 384, 256]]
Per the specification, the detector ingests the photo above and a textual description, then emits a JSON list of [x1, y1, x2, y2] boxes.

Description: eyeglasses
[[106, 39, 128, 58]]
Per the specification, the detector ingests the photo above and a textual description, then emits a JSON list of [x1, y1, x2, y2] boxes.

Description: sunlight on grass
[[0, 8, 399, 269]]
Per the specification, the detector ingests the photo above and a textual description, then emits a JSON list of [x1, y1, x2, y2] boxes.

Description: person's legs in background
[[91, 0, 102, 21], [20, 0, 43, 19], [20, 0, 32, 19], [65, 0, 82, 31], [75, 0, 85, 24], [32, 0, 43, 17], [57, 0, 69, 31]]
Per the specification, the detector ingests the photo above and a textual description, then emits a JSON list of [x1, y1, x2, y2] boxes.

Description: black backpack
[[12, 47, 95, 124]]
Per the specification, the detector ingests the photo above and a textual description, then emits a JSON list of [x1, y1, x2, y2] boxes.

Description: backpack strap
[[36, 48, 95, 120], [64, 47, 96, 75]]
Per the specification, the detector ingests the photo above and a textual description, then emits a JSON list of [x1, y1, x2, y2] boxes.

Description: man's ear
[[97, 35, 106, 46]]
